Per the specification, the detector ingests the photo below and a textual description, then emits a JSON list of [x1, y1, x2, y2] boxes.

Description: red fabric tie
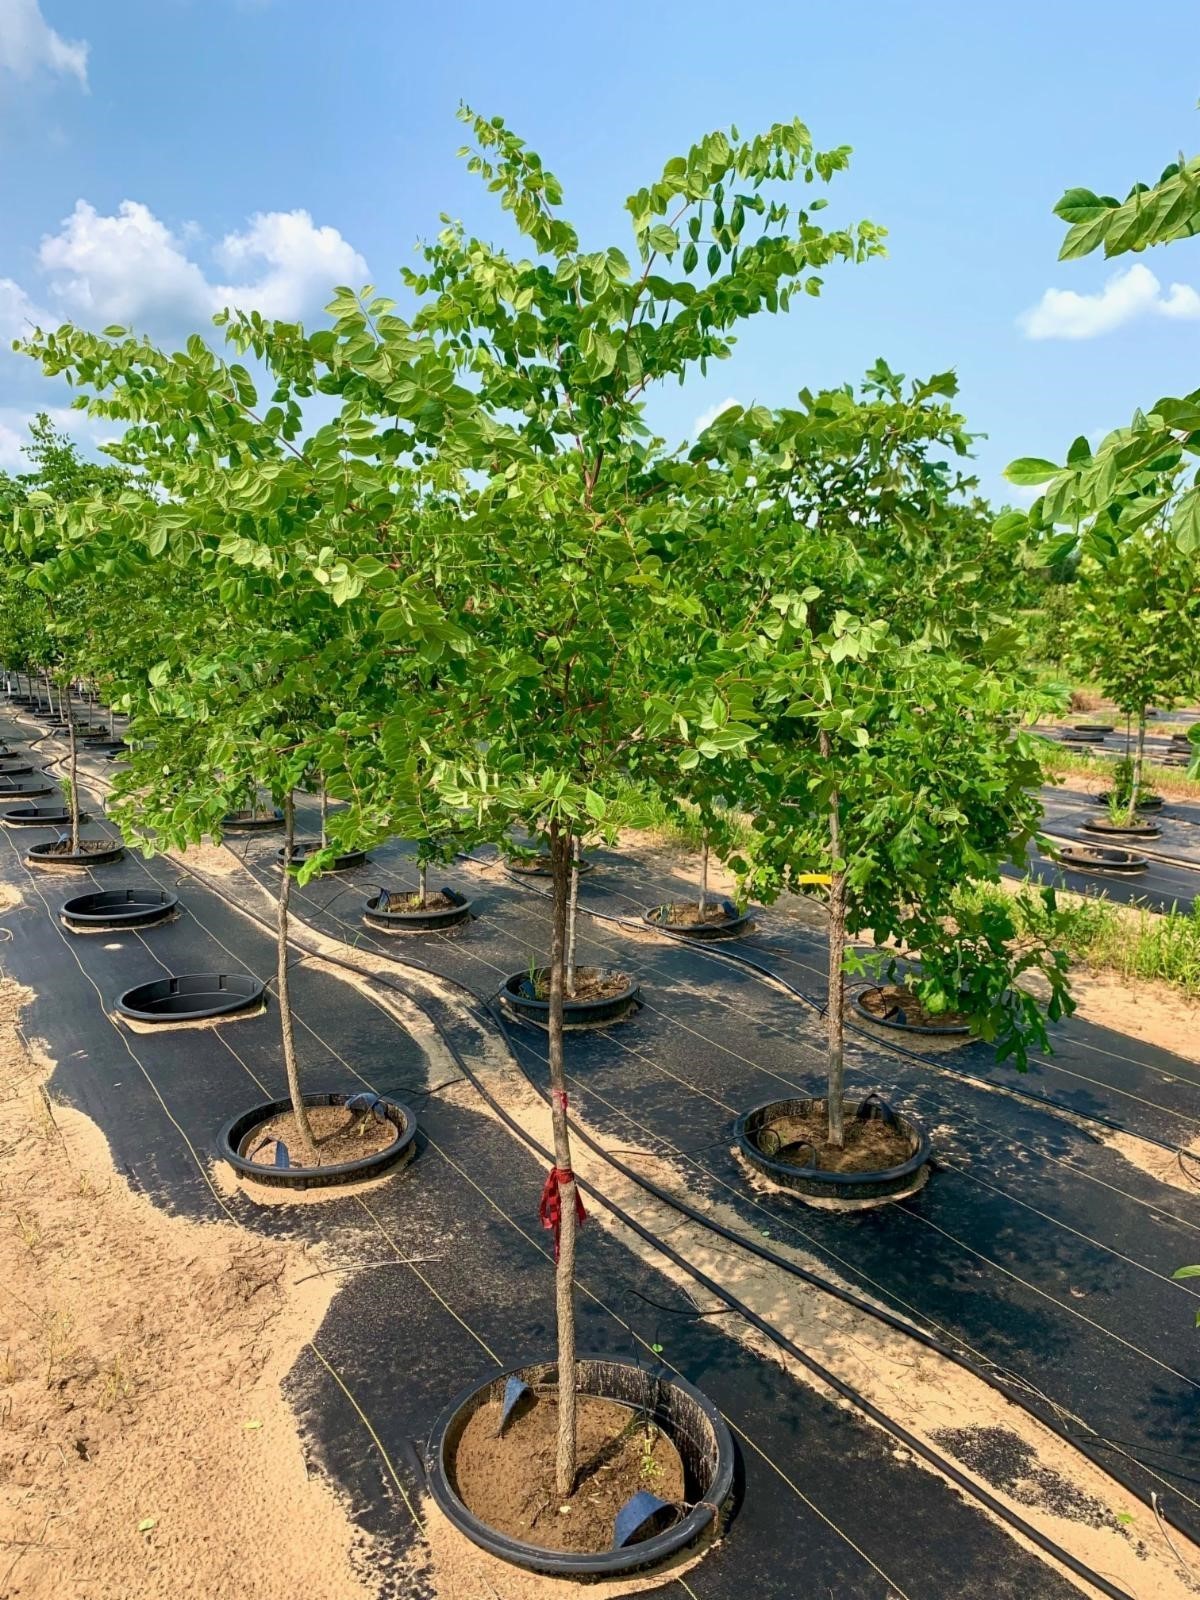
[[539, 1166, 586, 1261]]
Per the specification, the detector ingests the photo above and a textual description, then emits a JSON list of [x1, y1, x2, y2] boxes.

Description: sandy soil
[[0, 973, 379, 1600]]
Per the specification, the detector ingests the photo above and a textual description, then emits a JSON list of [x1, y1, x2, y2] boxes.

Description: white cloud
[[0, 419, 24, 468], [0, 0, 89, 88], [214, 210, 368, 320], [693, 396, 740, 434], [0, 276, 54, 343], [1019, 263, 1200, 340], [35, 199, 368, 331]]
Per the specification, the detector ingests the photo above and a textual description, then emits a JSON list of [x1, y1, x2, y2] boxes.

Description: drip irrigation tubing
[[23, 722, 1197, 1571]]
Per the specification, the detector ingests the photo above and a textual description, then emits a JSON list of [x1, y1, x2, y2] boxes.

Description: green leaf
[[1005, 458, 1060, 487], [1052, 187, 1113, 226]]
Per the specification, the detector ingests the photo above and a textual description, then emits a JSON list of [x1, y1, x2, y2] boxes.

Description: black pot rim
[[222, 808, 284, 830], [506, 854, 595, 876], [1052, 842, 1148, 873], [116, 970, 264, 1022], [26, 840, 125, 869], [1095, 791, 1163, 811], [426, 1355, 734, 1577], [217, 1090, 417, 1189], [735, 1094, 932, 1198], [276, 842, 367, 871], [1073, 722, 1115, 732], [851, 984, 972, 1037], [642, 900, 753, 940], [1, 807, 89, 828], [364, 887, 472, 930], [0, 781, 54, 798], [61, 887, 179, 930], [501, 967, 641, 1026], [1081, 816, 1161, 839]]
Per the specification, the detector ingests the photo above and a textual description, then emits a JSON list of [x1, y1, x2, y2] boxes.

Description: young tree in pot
[[1066, 530, 1200, 823], [390, 107, 883, 1499], [687, 370, 1074, 1165]]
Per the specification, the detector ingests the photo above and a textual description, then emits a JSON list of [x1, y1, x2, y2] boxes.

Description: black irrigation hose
[[37, 742, 1183, 1579]]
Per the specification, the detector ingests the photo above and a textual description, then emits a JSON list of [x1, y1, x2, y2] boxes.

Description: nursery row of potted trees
[[2, 108, 1072, 1576]]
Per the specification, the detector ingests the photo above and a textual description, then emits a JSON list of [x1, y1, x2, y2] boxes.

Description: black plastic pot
[[276, 841, 367, 872], [1073, 722, 1114, 733], [222, 808, 284, 831], [82, 738, 126, 753], [1081, 815, 1161, 840], [116, 971, 264, 1023], [735, 1095, 931, 1202], [502, 967, 641, 1028], [642, 899, 753, 940], [218, 1090, 417, 1190], [363, 887, 472, 932], [851, 985, 971, 1037], [1, 805, 89, 829], [1061, 729, 1106, 744], [0, 779, 54, 799], [61, 887, 179, 931], [426, 1356, 734, 1578], [506, 854, 595, 877], [1096, 791, 1163, 812], [0, 763, 33, 777], [1052, 841, 1148, 874], [26, 839, 125, 870]]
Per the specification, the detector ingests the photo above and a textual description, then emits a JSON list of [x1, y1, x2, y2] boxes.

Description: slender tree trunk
[[418, 860, 428, 906], [278, 796, 318, 1165], [1130, 709, 1146, 825], [319, 783, 328, 849], [821, 732, 846, 1149], [64, 677, 79, 855], [698, 837, 709, 918], [565, 835, 581, 998], [548, 819, 579, 1498], [108, 702, 116, 738]]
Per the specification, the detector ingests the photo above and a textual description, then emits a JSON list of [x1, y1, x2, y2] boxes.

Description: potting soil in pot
[[757, 1104, 913, 1174], [527, 966, 631, 1003], [653, 901, 737, 928], [241, 1103, 398, 1168], [451, 1390, 684, 1552], [859, 983, 968, 1030]]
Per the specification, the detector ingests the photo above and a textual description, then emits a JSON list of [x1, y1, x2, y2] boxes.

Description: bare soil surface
[[858, 983, 969, 1031], [755, 1103, 914, 1174], [377, 890, 456, 912], [526, 965, 633, 1003], [0, 973, 379, 1600], [452, 1390, 684, 1552], [243, 1101, 400, 1168], [650, 900, 739, 928]]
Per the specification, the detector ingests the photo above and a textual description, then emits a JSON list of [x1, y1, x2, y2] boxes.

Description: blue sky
[[1, 0, 1197, 503]]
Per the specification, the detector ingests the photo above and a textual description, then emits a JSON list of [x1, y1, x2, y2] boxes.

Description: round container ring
[[1052, 841, 1148, 874], [26, 839, 125, 871], [1081, 815, 1161, 841], [851, 984, 971, 1037], [642, 900, 753, 940], [276, 842, 367, 872], [61, 887, 179, 931], [735, 1095, 931, 1202], [363, 887, 473, 932], [116, 971, 264, 1023], [217, 1091, 417, 1190], [426, 1355, 734, 1578], [501, 967, 641, 1028]]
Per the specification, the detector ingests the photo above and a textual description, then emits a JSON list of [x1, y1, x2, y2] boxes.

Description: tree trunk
[[548, 819, 579, 1498], [1130, 709, 1146, 825], [319, 783, 328, 849], [64, 678, 79, 855], [821, 732, 846, 1149], [565, 835, 581, 998], [698, 837, 709, 918], [278, 796, 318, 1165], [418, 860, 428, 907]]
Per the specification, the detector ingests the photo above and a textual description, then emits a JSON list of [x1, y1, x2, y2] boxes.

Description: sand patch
[[0, 976, 379, 1600]]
